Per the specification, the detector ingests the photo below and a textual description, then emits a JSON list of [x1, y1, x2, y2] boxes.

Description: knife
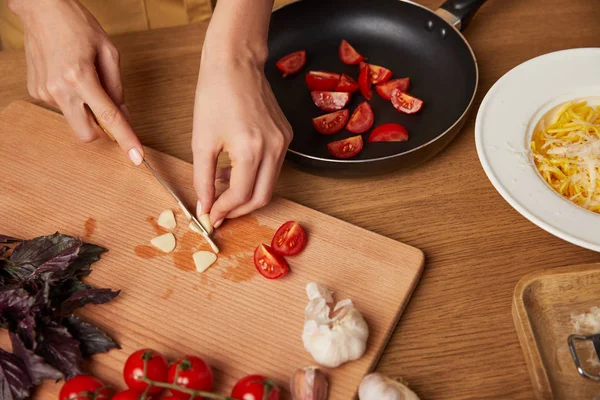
[[86, 106, 219, 253]]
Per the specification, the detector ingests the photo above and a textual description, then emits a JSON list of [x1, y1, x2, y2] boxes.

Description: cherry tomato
[[375, 78, 410, 100], [59, 375, 109, 400], [253, 244, 289, 279], [123, 349, 168, 394], [162, 397, 179, 400], [358, 62, 372, 100], [168, 356, 214, 400], [305, 71, 340, 91], [368, 123, 409, 142], [391, 88, 423, 114], [311, 91, 351, 111], [231, 375, 281, 400], [338, 39, 365, 65], [276, 50, 306, 77], [271, 221, 307, 256], [111, 390, 146, 400], [312, 109, 349, 135], [327, 135, 364, 159], [346, 102, 374, 134], [368, 64, 393, 84], [335, 73, 359, 93]]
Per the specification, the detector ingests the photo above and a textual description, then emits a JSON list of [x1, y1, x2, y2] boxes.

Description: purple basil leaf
[[0, 289, 36, 348], [62, 243, 107, 280], [0, 348, 33, 400], [9, 333, 62, 384], [36, 321, 83, 379], [0, 236, 22, 244], [64, 316, 120, 357], [0, 247, 10, 257], [29, 240, 82, 282], [59, 288, 120, 316]]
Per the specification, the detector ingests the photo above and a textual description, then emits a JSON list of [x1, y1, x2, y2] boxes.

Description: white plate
[[475, 48, 600, 252]]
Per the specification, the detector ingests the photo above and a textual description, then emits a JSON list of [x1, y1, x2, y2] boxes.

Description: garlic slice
[[150, 233, 176, 253], [192, 251, 217, 273], [358, 373, 420, 400], [157, 210, 176, 230], [189, 214, 213, 236], [302, 282, 369, 368]]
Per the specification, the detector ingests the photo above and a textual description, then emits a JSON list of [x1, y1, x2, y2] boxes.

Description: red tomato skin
[[346, 102, 375, 134], [59, 375, 109, 400], [276, 50, 306, 77], [335, 73, 359, 93], [167, 356, 214, 400], [310, 91, 351, 111], [327, 135, 364, 159], [338, 39, 365, 65], [375, 78, 410, 100], [231, 375, 281, 400], [391, 89, 424, 114], [253, 244, 290, 279], [312, 109, 349, 135], [358, 62, 372, 100], [305, 71, 340, 91], [111, 390, 145, 400], [368, 64, 393, 84], [368, 123, 409, 142], [123, 349, 169, 394], [271, 221, 307, 256]]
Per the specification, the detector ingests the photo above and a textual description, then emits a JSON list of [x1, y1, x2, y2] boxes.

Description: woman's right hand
[[9, 0, 144, 165]]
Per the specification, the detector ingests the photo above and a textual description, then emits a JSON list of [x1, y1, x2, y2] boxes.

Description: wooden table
[[1, 0, 600, 398]]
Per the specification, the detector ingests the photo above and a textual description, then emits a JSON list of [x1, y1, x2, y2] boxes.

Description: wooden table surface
[[1, 0, 600, 398]]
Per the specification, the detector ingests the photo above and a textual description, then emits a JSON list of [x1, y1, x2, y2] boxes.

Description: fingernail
[[128, 148, 143, 166], [120, 104, 131, 121], [214, 219, 224, 229], [196, 200, 202, 216]]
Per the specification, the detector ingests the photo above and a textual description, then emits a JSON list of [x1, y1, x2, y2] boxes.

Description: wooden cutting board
[[0, 101, 424, 399], [512, 263, 600, 400]]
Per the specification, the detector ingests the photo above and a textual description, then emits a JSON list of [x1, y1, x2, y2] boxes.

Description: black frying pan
[[266, 0, 487, 174]]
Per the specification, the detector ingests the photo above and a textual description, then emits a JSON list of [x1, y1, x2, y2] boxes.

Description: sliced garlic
[[302, 282, 369, 368], [157, 209, 176, 230], [150, 233, 176, 253], [192, 251, 217, 273], [358, 373, 420, 400], [189, 214, 213, 236]]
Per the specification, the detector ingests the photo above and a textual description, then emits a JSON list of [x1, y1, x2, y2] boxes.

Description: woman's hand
[[192, 57, 292, 228], [9, 0, 144, 164]]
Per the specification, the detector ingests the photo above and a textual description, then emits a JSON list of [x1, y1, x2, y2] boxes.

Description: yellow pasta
[[531, 100, 600, 213]]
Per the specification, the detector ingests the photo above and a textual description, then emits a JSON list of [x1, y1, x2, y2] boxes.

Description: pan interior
[[265, 0, 477, 161]]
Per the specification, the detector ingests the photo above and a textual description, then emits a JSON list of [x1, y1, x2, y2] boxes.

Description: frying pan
[[265, 0, 487, 174]]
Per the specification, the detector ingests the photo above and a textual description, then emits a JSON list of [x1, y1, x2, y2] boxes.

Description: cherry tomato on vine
[[123, 349, 168, 394], [167, 356, 214, 400], [111, 390, 145, 400], [59, 375, 109, 400], [231, 375, 280, 400]]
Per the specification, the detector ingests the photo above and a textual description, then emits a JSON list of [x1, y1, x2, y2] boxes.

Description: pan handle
[[436, 0, 487, 31]]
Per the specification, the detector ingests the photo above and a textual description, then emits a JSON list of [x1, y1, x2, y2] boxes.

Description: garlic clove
[[189, 222, 201, 234], [199, 213, 213, 234], [157, 209, 177, 230], [192, 250, 217, 273], [306, 282, 333, 303], [290, 366, 329, 400], [150, 233, 176, 253], [358, 373, 420, 400]]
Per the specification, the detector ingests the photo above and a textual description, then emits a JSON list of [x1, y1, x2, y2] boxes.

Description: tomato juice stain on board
[[147, 216, 167, 235], [161, 288, 174, 300], [83, 217, 96, 239]]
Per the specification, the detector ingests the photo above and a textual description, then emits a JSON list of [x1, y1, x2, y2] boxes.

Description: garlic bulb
[[302, 282, 369, 368], [358, 373, 420, 400]]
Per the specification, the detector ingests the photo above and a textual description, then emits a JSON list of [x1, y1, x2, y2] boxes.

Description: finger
[[96, 43, 129, 120], [60, 97, 106, 143], [209, 151, 261, 227], [67, 63, 143, 164], [193, 147, 219, 215], [24, 34, 38, 99]]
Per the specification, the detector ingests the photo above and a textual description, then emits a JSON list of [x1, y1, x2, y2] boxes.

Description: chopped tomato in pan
[[311, 91, 351, 111], [339, 40, 365, 64], [327, 135, 364, 159], [369, 123, 409, 142], [312, 109, 350, 134], [276, 50, 306, 77], [346, 102, 374, 134], [305, 71, 341, 91]]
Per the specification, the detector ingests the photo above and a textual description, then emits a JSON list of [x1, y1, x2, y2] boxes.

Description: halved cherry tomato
[[335, 73, 359, 93], [358, 62, 372, 100], [271, 221, 307, 256], [327, 135, 364, 159], [391, 88, 424, 114], [123, 349, 168, 395], [254, 244, 289, 279], [276, 50, 306, 77], [305, 71, 340, 91], [59, 375, 109, 400], [339, 39, 365, 65], [232, 375, 280, 400], [346, 102, 374, 134], [312, 109, 349, 135], [311, 91, 351, 111], [369, 123, 409, 142], [168, 356, 214, 400], [375, 78, 410, 100], [368, 64, 393, 84]]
